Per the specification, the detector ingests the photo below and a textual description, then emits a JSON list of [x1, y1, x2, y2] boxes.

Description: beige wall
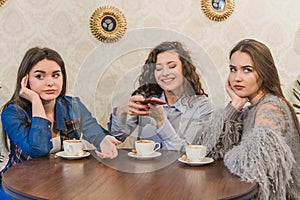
[[0, 0, 299, 127]]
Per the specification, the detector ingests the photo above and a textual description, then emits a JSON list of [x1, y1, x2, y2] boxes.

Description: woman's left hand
[[19, 74, 41, 102], [226, 79, 248, 111], [148, 104, 167, 128], [96, 135, 122, 159]]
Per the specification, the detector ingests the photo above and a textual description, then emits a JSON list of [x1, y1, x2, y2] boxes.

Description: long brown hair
[[230, 39, 300, 136], [1, 47, 67, 150], [134, 41, 207, 98]]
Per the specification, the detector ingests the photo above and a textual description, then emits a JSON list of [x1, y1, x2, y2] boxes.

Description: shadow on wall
[[294, 27, 300, 56], [0, 124, 9, 171], [0, 85, 10, 109], [0, 85, 10, 170]]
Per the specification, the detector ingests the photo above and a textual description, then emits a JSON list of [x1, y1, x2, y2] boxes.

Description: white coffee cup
[[63, 139, 83, 156], [135, 140, 161, 155], [186, 145, 207, 162]]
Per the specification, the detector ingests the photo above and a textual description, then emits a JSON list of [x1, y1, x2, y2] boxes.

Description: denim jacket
[[1, 96, 108, 174]]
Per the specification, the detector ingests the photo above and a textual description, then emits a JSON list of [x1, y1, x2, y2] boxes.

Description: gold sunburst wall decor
[[201, 0, 235, 22], [0, 0, 7, 6], [90, 6, 127, 43]]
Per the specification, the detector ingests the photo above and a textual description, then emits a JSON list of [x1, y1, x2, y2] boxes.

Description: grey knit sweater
[[195, 93, 300, 200]]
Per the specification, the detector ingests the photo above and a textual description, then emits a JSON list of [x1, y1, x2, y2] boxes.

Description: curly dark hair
[[133, 41, 207, 98]]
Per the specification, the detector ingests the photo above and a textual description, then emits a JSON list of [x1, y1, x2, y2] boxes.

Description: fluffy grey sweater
[[195, 94, 300, 200]]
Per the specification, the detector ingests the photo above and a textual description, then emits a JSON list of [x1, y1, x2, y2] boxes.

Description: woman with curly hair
[[109, 41, 213, 150]]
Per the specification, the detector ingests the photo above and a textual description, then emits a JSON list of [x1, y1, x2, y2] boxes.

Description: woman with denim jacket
[[0, 47, 121, 199]]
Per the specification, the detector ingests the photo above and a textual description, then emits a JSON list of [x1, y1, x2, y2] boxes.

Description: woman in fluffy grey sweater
[[195, 39, 300, 199]]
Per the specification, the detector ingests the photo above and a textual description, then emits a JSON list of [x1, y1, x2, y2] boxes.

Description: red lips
[[44, 89, 56, 94], [233, 85, 244, 90]]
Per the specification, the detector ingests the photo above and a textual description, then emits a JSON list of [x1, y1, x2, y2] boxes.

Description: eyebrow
[[156, 61, 176, 65], [33, 70, 62, 74], [229, 64, 254, 68]]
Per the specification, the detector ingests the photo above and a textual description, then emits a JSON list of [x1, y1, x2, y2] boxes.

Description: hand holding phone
[[142, 97, 167, 105]]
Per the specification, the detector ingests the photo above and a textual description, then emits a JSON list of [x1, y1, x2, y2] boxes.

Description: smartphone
[[142, 98, 167, 105]]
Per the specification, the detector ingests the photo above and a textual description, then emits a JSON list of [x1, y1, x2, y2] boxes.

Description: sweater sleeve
[[224, 127, 294, 200], [108, 107, 139, 142], [194, 103, 243, 158], [224, 100, 295, 199]]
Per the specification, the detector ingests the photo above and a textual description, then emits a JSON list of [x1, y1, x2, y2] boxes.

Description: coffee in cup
[[63, 139, 83, 156], [185, 145, 207, 162], [135, 140, 161, 155]]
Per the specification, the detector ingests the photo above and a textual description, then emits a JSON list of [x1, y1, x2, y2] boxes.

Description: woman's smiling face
[[154, 51, 184, 96]]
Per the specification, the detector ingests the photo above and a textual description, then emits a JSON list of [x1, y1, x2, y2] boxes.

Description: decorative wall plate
[[201, 0, 235, 22], [90, 6, 127, 43], [0, 0, 7, 7]]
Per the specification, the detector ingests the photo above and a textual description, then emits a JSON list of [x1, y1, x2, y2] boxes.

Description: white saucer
[[178, 157, 214, 166], [55, 151, 90, 160], [128, 151, 162, 160]]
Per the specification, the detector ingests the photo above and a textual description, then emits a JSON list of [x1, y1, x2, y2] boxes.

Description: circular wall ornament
[[90, 6, 127, 43], [0, 0, 7, 6], [201, 0, 235, 22]]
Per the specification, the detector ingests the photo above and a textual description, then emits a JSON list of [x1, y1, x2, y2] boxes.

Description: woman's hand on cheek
[[19, 75, 40, 102], [226, 79, 248, 111]]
